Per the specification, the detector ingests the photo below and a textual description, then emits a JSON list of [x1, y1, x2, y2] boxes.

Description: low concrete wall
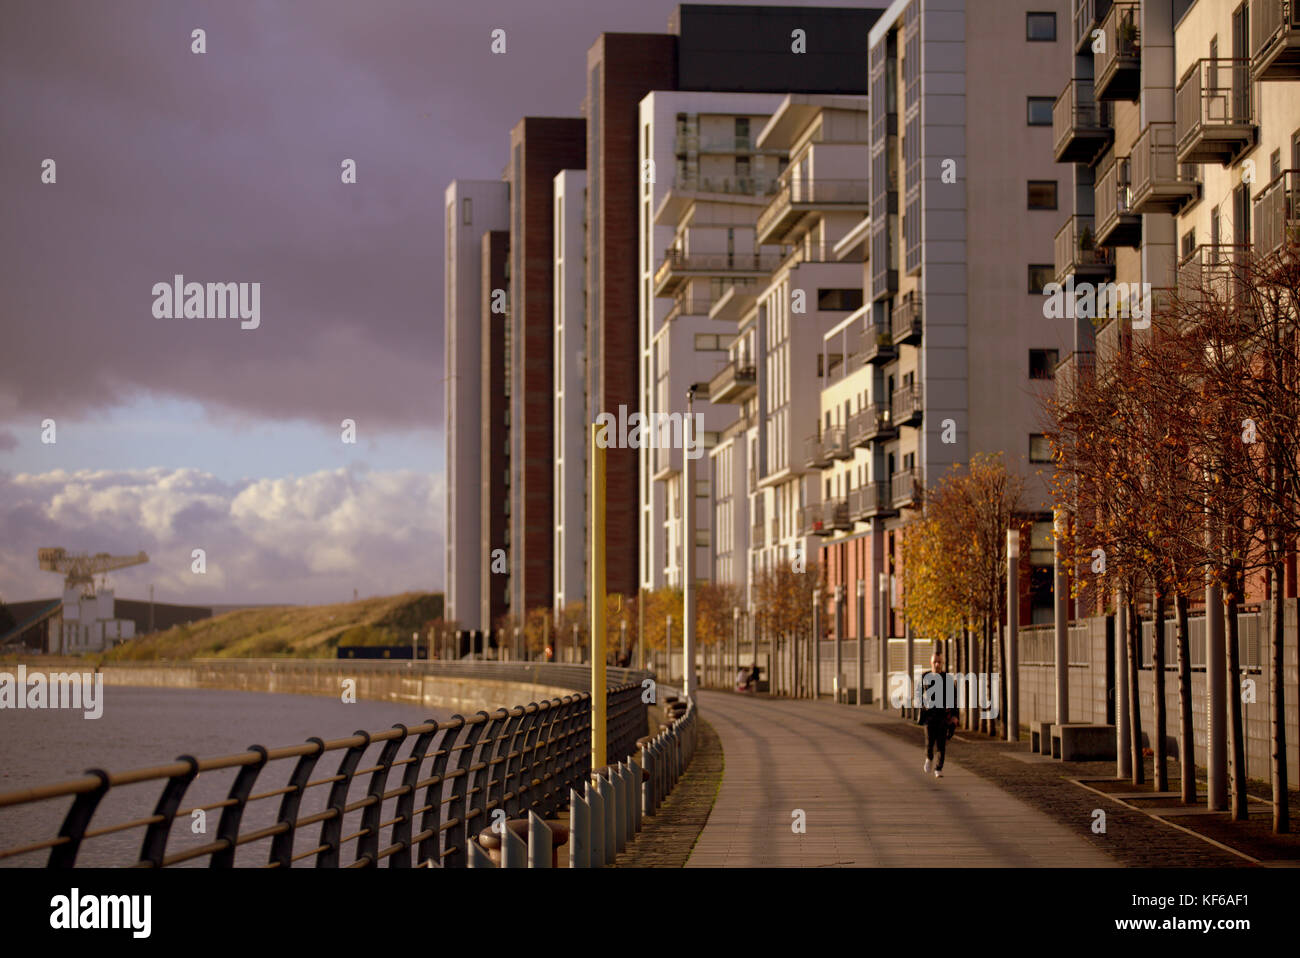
[[1, 659, 645, 716]]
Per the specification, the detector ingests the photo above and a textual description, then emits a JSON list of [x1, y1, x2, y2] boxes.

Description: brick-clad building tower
[[585, 34, 679, 602], [479, 229, 510, 631], [507, 117, 587, 622]]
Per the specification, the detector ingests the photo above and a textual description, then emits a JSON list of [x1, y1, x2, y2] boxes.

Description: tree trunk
[[1226, 567, 1247, 821], [1175, 592, 1196, 803], [1269, 552, 1290, 832], [1127, 595, 1145, 786], [1152, 587, 1168, 792]]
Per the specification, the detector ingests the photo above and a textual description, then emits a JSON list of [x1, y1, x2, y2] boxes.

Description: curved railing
[[0, 668, 652, 868]]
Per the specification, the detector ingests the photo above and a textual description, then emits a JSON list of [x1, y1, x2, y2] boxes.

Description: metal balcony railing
[[1177, 244, 1252, 306], [1055, 214, 1115, 285], [1250, 0, 1300, 81], [1053, 78, 1113, 163], [756, 176, 872, 244], [891, 467, 923, 509], [672, 174, 780, 197], [1175, 58, 1256, 166], [822, 424, 850, 460], [1095, 156, 1140, 247], [821, 498, 850, 532], [859, 323, 897, 365], [891, 384, 923, 427], [890, 291, 922, 345], [799, 504, 826, 537], [849, 480, 892, 520], [1095, 3, 1140, 101], [1129, 122, 1199, 213], [654, 248, 784, 295], [708, 359, 758, 404], [804, 433, 831, 470], [1073, 0, 1113, 53], [1253, 169, 1300, 258]]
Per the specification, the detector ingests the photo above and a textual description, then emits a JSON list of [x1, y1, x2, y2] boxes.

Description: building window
[[817, 288, 865, 311], [1029, 349, 1059, 380], [1030, 520, 1054, 566], [1180, 228, 1197, 262], [1027, 97, 1054, 126], [1027, 265, 1054, 294], [1029, 433, 1053, 463], [1026, 12, 1056, 41], [695, 333, 730, 351], [462, 197, 472, 225], [1027, 180, 1058, 209]]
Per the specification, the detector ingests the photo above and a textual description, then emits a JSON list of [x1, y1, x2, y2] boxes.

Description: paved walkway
[[686, 690, 1115, 867]]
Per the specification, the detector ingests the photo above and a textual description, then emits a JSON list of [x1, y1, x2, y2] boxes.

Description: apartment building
[[554, 169, 588, 611], [795, 0, 1074, 663], [480, 230, 511, 631], [639, 92, 790, 591], [505, 118, 587, 624], [1053, 0, 1300, 613], [444, 180, 508, 630]]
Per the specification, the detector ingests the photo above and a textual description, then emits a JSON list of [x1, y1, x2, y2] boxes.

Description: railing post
[[528, 810, 552, 868], [211, 746, 268, 868], [586, 778, 605, 868], [569, 788, 589, 868], [390, 722, 440, 868], [356, 727, 408, 866], [316, 732, 370, 868]]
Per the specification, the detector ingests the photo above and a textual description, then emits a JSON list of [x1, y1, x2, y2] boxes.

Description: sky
[[0, 0, 869, 606]]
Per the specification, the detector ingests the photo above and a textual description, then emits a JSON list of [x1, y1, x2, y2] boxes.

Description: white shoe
[[934, 769, 943, 778], [923, 759, 931, 773]]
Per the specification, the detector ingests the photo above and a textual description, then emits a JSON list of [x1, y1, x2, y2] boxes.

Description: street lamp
[[1006, 527, 1019, 742], [683, 382, 710, 702]]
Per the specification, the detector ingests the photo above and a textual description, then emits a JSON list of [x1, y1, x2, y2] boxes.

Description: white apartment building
[[637, 91, 789, 591], [553, 169, 588, 612], [444, 180, 509, 630]]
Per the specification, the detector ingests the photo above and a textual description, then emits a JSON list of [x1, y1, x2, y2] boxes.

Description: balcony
[[891, 468, 923, 510], [756, 176, 872, 245], [1129, 123, 1199, 213], [653, 248, 783, 297], [1254, 169, 1300, 258], [1053, 79, 1113, 164], [890, 291, 922, 345], [821, 498, 851, 533], [663, 295, 715, 323], [1175, 59, 1256, 166], [859, 323, 897, 365], [670, 174, 780, 199], [707, 358, 758, 404], [1095, 157, 1141, 248], [804, 432, 831, 470], [891, 384, 923, 428], [849, 403, 895, 448], [1095, 3, 1141, 101], [849, 481, 896, 521], [1055, 214, 1115, 286], [799, 504, 827, 537], [1251, 0, 1300, 80], [822, 423, 850, 461], [751, 519, 765, 549], [1073, 0, 1113, 54], [1177, 244, 1251, 306]]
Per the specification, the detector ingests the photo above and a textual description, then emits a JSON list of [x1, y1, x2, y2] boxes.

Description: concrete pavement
[[686, 690, 1116, 867]]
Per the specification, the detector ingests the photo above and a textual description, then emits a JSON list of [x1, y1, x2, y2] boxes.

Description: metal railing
[[1175, 58, 1255, 165], [821, 497, 850, 532], [860, 323, 897, 364], [890, 291, 922, 344], [1250, 0, 1300, 80], [707, 358, 757, 403], [1253, 168, 1300, 258], [756, 177, 872, 241], [822, 423, 849, 460], [1073, 0, 1113, 53], [1130, 122, 1198, 213], [1177, 244, 1251, 305], [850, 403, 892, 446], [672, 174, 780, 198], [890, 467, 923, 508], [804, 432, 831, 469], [1053, 78, 1112, 162], [1095, 2, 1140, 100], [1095, 155, 1136, 245], [0, 666, 651, 868], [890, 384, 923, 426], [1055, 214, 1114, 284]]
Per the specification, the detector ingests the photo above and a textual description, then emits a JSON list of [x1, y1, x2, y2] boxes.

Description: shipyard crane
[[38, 547, 149, 597]]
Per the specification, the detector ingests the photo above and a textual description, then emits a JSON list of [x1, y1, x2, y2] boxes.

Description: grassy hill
[[101, 592, 443, 661]]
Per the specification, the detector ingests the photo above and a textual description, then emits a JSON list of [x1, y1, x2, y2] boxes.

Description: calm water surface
[[0, 686, 452, 867]]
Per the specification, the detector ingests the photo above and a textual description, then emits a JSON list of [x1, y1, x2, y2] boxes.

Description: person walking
[[917, 649, 956, 779]]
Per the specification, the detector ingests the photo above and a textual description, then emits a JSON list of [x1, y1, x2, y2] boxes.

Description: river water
[[0, 686, 452, 867]]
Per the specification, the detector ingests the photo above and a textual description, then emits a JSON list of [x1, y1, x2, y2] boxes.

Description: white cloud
[[0, 466, 444, 605]]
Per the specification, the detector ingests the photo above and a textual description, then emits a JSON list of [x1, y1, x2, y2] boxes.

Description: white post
[[1006, 529, 1020, 742]]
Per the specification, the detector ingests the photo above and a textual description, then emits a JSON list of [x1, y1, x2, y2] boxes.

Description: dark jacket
[[917, 670, 956, 727]]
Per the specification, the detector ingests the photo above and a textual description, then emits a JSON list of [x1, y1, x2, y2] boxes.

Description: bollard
[[569, 788, 589, 868], [630, 759, 643, 833], [501, 820, 528, 868], [597, 773, 616, 865], [587, 779, 605, 868], [618, 763, 633, 846], [641, 747, 655, 816], [527, 811, 552, 868]]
